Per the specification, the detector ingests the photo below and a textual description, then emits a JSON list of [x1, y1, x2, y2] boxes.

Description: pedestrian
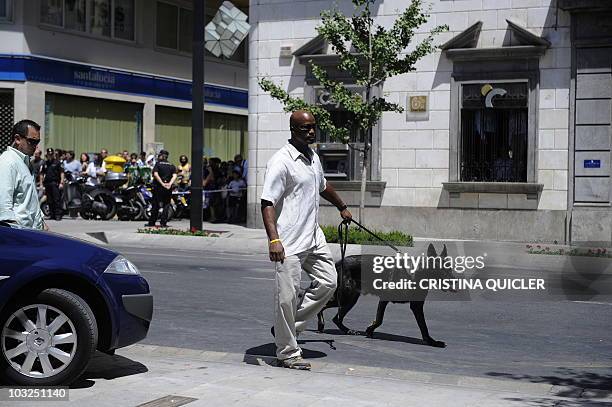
[[41, 148, 65, 221], [145, 154, 156, 168], [122, 150, 130, 162], [100, 148, 109, 171], [177, 154, 191, 191], [204, 157, 223, 222], [63, 150, 81, 180], [80, 152, 90, 173], [234, 153, 248, 183], [31, 148, 44, 187], [85, 154, 104, 187], [226, 168, 245, 223], [261, 110, 352, 370], [0, 119, 46, 230], [146, 150, 176, 228], [137, 151, 147, 167], [125, 153, 140, 186]]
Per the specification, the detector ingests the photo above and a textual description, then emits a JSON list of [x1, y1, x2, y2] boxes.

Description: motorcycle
[[171, 188, 190, 219], [115, 185, 146, 221], [104, 172, 146, 221], [40, 175, 117, 221]]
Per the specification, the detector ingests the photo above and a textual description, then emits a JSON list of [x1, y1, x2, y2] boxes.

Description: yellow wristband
[[269, 239, 281, 244]]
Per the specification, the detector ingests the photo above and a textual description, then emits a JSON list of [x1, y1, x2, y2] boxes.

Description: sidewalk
[[15, 344, 609, 407]]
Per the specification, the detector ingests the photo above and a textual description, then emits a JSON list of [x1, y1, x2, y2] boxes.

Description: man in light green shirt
[[0, 120, 46, 230]]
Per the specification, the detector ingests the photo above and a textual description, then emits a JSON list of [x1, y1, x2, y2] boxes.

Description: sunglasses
[[295, 124, 316, 132], [19, 136, 40, 147]]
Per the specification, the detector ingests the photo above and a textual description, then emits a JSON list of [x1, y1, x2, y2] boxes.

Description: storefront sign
[[0, 54, 247, 109]]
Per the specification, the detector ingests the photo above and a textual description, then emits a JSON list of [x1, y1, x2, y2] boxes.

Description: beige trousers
[[274, 240, 337, 360]]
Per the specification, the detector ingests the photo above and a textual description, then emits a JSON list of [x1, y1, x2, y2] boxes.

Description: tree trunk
[[359, 146, 367, 225]]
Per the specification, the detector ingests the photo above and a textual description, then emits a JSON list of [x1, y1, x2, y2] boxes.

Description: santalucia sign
[[74, 70, 116, 87]]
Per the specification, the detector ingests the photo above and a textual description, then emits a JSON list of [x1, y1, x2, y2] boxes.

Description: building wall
[[248, 0, 580, 243], [1, 0, 247, 88], [0, 0, 249, 158]]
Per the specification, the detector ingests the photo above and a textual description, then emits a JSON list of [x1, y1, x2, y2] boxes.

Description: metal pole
[[190, 0, 205, 231]]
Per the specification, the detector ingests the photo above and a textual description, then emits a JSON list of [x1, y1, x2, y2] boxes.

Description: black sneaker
[[144, 223, 155, 227]]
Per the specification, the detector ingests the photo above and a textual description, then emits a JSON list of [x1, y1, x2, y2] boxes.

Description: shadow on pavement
[[243, 342, 327, 367], [71, 351, 148, 389], [487, 367, 612, 399], [362, 331, 429, 346]]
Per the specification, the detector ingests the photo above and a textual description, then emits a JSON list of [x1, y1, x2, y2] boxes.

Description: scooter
[[40, 176, 117, 221]]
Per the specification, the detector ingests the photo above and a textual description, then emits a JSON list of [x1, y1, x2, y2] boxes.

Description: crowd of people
[[32, 146, 248, 223]]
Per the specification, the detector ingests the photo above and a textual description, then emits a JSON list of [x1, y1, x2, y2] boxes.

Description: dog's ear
[[427, 243, 437, 257], [440, 244, 447, 258]]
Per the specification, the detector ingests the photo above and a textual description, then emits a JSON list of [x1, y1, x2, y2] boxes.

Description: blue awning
[[0, 54, 247, 109]]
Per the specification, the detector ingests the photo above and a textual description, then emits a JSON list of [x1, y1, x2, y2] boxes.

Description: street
[[110, 243, 612, 390]]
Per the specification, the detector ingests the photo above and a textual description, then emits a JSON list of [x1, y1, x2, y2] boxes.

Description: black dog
[[317, 243, 452, 348]]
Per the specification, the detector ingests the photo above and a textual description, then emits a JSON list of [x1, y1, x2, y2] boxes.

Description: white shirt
[[0, 146, 44, 229], [261, 143, 328, 256], [63, 159, 82, 177], [85, 162, 101, 186]]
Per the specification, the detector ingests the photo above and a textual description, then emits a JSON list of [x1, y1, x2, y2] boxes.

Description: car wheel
[[0, 289, 98, 386]]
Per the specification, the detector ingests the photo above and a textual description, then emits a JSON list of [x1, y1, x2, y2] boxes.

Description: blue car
[[0, 222, 153, 385]]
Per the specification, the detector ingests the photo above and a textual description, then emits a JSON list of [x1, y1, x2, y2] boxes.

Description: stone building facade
[[247, 0, 611, 246]]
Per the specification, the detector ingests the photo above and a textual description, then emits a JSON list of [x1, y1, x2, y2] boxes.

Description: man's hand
[[164, 182, 172, 190], [43, 222, 49, 231], [340, 208, 352, 222], [269, 241, 285, 263]]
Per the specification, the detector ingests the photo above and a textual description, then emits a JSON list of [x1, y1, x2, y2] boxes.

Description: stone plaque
[[409, 95, 427, 112]]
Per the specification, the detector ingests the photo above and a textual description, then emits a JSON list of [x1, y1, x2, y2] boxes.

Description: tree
[[259, 0, 447, 223]]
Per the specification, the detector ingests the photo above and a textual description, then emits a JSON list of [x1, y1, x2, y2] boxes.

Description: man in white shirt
[[0, 119, 46, 230], [261, 110, 352, 370]]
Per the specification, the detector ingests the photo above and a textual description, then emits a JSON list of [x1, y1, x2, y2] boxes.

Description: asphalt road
[[111, 244, 612, 391]]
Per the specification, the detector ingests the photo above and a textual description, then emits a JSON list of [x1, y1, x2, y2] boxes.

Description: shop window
[[460, 82, 529, 182], [155, 1, 247, 63], [40, 0, 134, 41]]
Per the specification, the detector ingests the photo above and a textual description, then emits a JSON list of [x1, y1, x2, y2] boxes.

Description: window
[[89, 0, 110, 36], [155, 1, 247, 63], [0, 0, 12, 21], [114, 0, 134, 40], [314, 87, 368, 181], [460, 82, 529, 182], [178, 8, 192, 53], [40, 0, 135, 41], [156, 2, 178, 49], [41, 0, 63, 26], [65, 0, 85, 31]]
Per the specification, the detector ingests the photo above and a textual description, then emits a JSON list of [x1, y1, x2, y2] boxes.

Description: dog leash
[[343, 218, 401, 253], [336, 219, 403, 308]]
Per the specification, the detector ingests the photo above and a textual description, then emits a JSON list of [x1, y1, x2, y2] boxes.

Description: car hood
[[0, 226, 118, 275]]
